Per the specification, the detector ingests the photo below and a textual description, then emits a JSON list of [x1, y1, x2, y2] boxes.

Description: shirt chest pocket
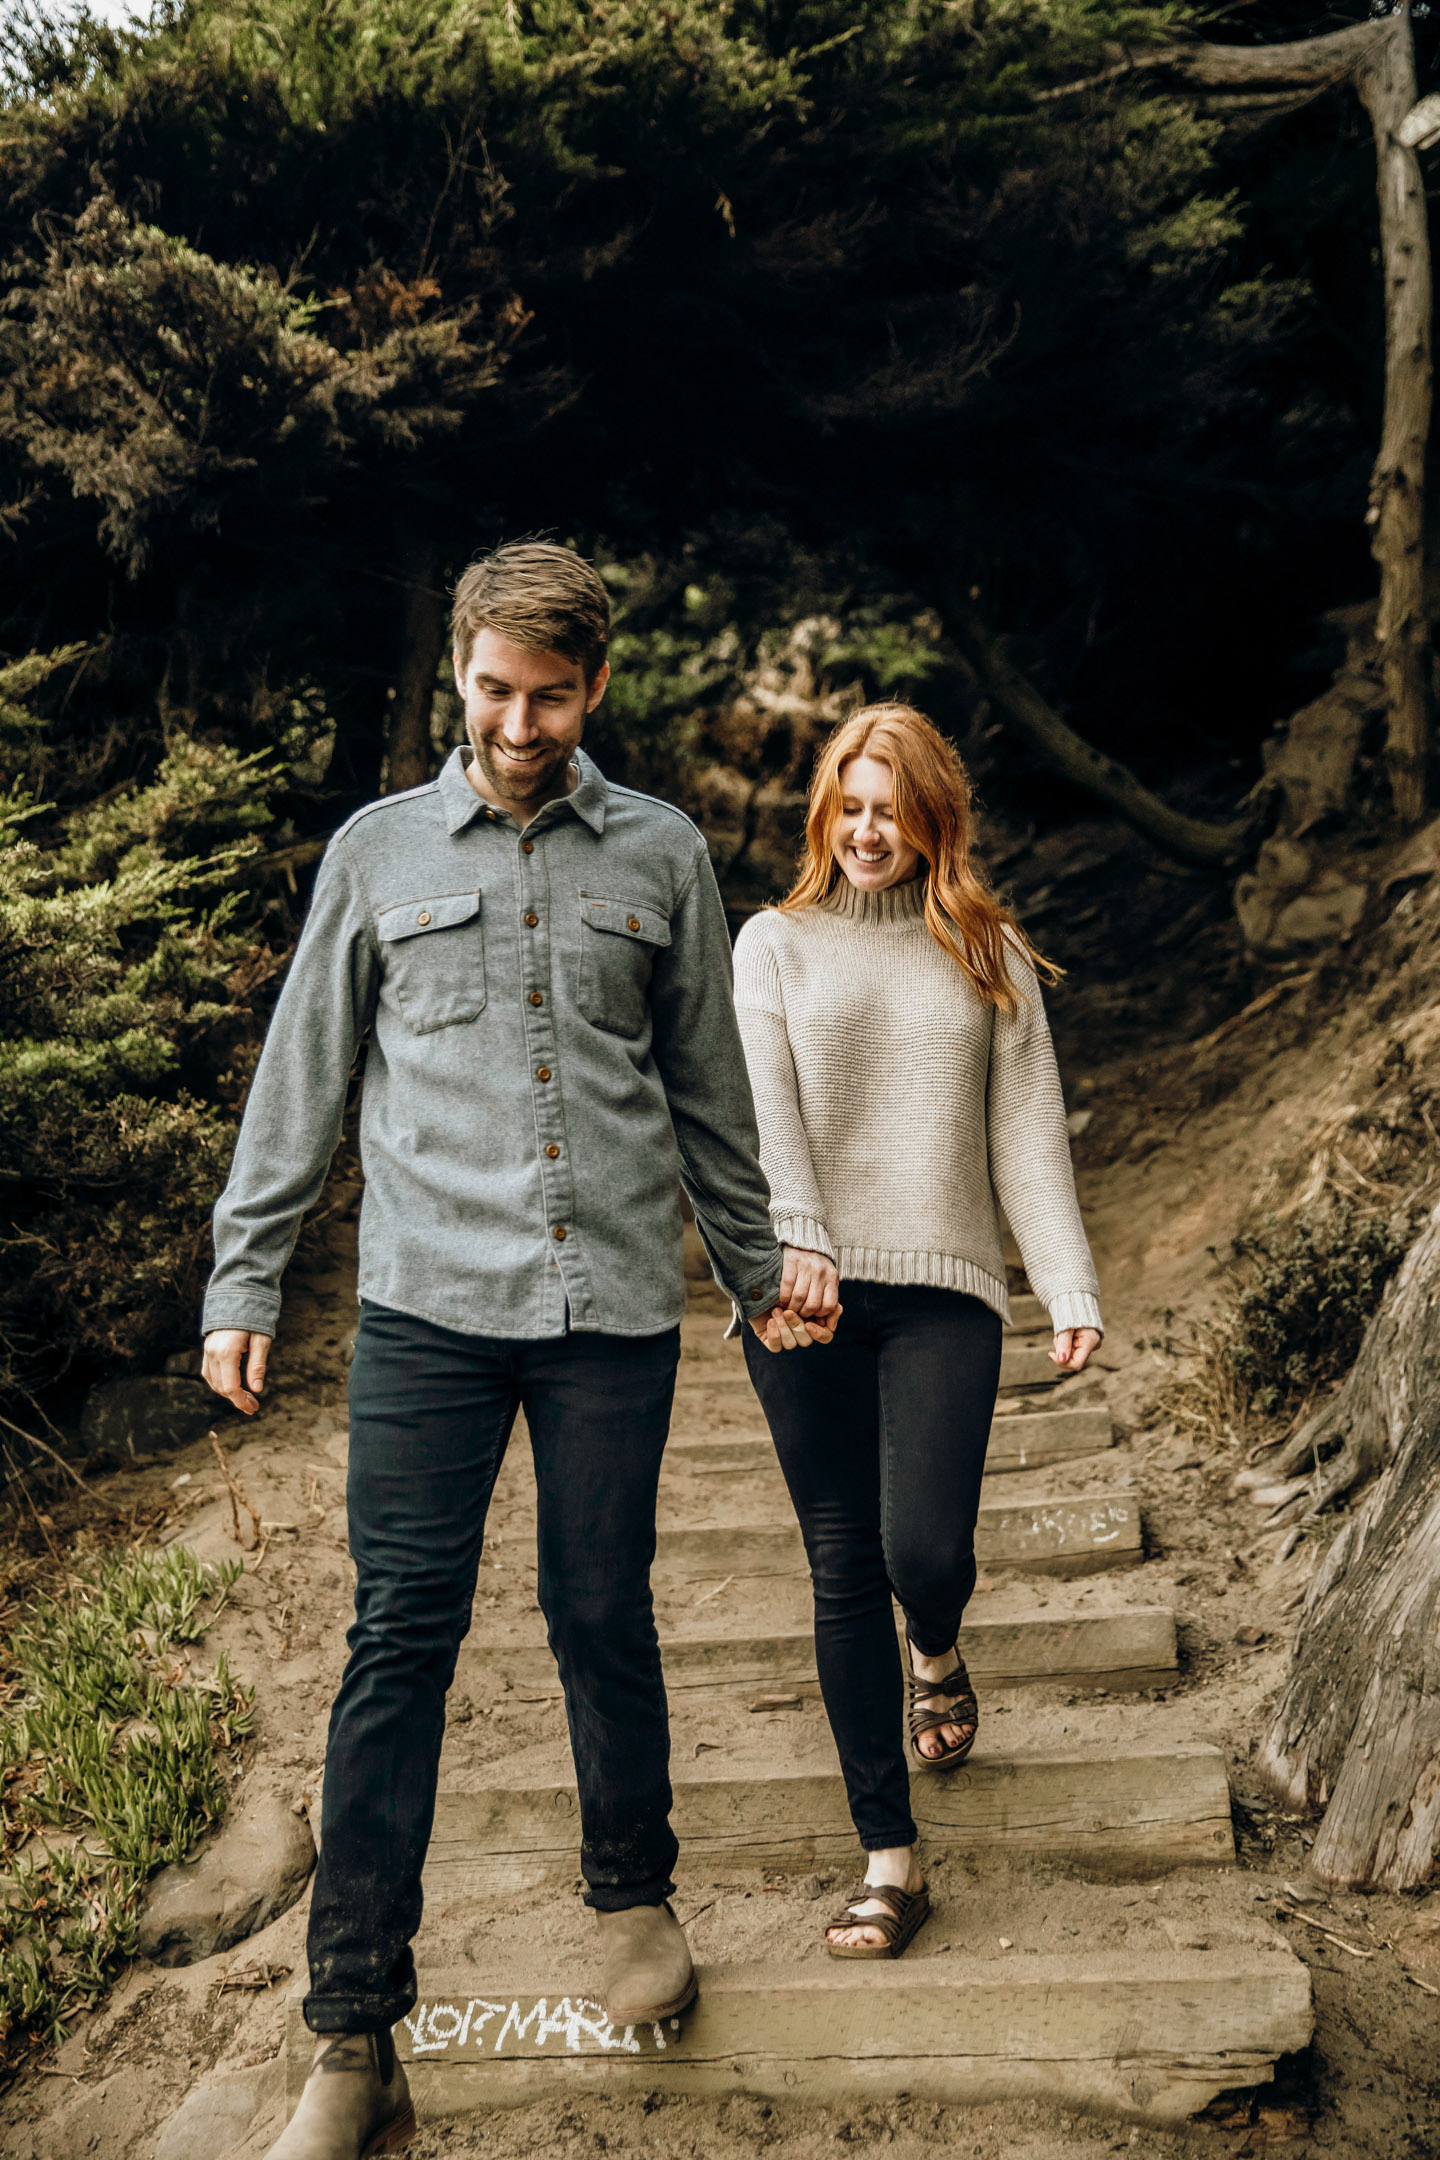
[[376, 892, 487, 1033], [577, 894, 672, 1039]]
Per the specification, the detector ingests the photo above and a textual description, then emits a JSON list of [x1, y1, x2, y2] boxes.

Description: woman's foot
[[825, 1846, 924, 1952], [909, 1641, 976, 1759]]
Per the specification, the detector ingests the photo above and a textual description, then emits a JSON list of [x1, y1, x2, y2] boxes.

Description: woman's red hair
[[778, 702, 1058, 1013]]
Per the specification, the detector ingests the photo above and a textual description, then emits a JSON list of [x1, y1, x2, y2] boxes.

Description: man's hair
[[451, 541, 610, 681]]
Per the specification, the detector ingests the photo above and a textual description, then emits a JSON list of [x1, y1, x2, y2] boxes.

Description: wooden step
[[665, 1404, 1113, 1480], [286, 1950, 1311, 2124], [423, 1744, 1234, 1896], [653, 1490, 1141, 1581], [1005, 1292, 1050, 1334], [673, 1339, 1064, 1406], [456, 1607, 1177, 1701]]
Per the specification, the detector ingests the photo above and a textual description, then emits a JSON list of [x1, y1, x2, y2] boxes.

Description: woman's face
[[831, 754, 922, 891]]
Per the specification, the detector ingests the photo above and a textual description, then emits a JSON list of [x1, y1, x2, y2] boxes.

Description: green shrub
[[0, 1544, 252, 2063], [0, 652, 285, 1404], [1219, 1204, 1408, 1420]]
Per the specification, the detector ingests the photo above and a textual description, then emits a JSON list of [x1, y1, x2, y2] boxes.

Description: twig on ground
[[0, 1410, 86, 1487], [210, 1432, 262, 1551], [1195, 972, 1316, 1055], [2, 1443, 60, 1555], [691, 1574, 734, 1611], [1275, 1904, 1377, 1957]]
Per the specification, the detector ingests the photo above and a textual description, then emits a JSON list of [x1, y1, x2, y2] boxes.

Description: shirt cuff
[[1045, 1292, 1104, 1338], [729, 1252, 784, 1322], [200, 1292, 281, 1340], [772, 1214, 836, 1262]]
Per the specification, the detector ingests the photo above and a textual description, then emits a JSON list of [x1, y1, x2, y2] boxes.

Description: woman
[[733, 703, 1103, 1957]]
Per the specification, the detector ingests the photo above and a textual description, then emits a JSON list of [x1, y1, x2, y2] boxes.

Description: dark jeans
[[743, 1280, 1002, 1852], [304, 1300, 681, 2034]]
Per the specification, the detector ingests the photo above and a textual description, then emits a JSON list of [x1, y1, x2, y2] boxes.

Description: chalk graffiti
[[400, 1997, 684, 2059]]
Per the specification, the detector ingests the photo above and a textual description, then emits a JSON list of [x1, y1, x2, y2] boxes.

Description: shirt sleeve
[[986, 943, 1104, 1338], [648, 843, 784, 1320], [201, 833, 380, 1338], [732, 921, 835, 1261]]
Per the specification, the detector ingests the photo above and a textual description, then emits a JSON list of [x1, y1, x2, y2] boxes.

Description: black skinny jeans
[[743, 1280, 1002, 1852], [305, 1301, 681, 2034]]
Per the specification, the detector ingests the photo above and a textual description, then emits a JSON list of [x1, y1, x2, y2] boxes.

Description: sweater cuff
[[1045, 1292, 1104, 1338], [772, 1214, 836, 1262]]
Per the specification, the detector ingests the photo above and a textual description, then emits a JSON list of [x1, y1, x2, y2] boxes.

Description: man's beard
[[471, 732, 573, 802]]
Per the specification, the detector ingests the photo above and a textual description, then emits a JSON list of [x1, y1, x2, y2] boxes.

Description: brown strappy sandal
[[825, 1879, 932, 1961], [907, 1637, 979, 1769]]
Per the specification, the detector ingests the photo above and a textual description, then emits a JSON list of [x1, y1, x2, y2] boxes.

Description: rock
[[152, 2065, 275, 2160], [1234, 861, 1368, 960], [1065, 1107, 1093, 1138], [1258, 689, 1371, 832], [1384, 811, 1440, 892], [137, 1792, 316, 1967], [1391, 1907, 1440, 1983], [79, 1374, 217, 1458]]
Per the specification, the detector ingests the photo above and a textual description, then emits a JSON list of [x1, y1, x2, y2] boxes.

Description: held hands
[[1050, 1325, 1102, 1374], [202, 1329, 272, 1415], [748, 1247, 843, 1355]]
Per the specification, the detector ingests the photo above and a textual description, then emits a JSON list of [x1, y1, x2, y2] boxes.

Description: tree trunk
[[1355, 8, 1434, 825], [1258, 1209, 1440, 1886], [387, 535, 447, 794]]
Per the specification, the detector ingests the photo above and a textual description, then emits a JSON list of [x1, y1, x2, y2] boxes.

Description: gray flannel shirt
[[202, 748, 784, 1341]]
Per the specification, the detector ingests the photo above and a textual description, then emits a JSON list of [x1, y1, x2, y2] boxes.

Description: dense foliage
[[0, 651, 285, 1401]]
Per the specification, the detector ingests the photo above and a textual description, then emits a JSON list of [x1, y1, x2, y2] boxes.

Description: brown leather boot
[[596, 1900, 698, 2023], [265, 2029, 415, 2158]]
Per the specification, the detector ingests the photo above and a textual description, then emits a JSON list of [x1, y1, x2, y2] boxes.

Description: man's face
[[454, 628, 609, 816]]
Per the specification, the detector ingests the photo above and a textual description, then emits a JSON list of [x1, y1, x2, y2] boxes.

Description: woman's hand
[[1050, 1326, 1102, 1373], [748, 1247, 843, 1353], [779, 1246, 842, 1327]]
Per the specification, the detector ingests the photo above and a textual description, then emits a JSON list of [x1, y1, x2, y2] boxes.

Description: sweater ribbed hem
[[1045, 1291, 1105, 1337], [772, 1213, 836, 1261], [817, 877, 928, 925], [832, 1246, 1012, 1323]]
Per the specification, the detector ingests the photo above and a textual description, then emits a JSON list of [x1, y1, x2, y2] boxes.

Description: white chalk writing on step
[[404, 1996, 656, 2056]]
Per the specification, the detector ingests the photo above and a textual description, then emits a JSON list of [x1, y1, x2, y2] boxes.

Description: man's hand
[[1050, 1326, 1102, 1374], [749, 1247, 843, 1354], [202, 1330, 272, 1415]]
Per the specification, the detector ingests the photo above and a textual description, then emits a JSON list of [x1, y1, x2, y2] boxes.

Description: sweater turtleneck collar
[[818, 875, 928, 926]]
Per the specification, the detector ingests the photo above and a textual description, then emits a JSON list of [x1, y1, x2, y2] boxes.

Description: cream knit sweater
[[732, 878, 1103, 1335]]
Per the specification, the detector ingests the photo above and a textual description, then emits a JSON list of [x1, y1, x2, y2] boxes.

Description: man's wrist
[[732, 1255, 785, 1321]]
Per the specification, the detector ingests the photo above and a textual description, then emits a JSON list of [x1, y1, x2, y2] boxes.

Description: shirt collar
[[439, 745, 610, 836]]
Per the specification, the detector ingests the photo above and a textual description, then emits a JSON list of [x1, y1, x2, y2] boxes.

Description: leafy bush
[[0, 652, 286, 1405], [1219, 1204, 1409, 1420], [0, 1544, 252, 2063]]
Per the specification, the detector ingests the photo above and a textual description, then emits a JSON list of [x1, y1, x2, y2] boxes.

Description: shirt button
[[417, 909, 432, 927], [627, 915, 641, 932], [522, 839, 535, 855], [537, 1066, 551, 1082], [529, 989, 544, 1007], [524, 912, 539, 928], [545, 1143, 560, 1159], [552, 1225, 567, 1241]]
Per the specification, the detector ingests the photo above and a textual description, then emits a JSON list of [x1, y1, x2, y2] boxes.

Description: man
[[202, 542, 832, 2160]]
